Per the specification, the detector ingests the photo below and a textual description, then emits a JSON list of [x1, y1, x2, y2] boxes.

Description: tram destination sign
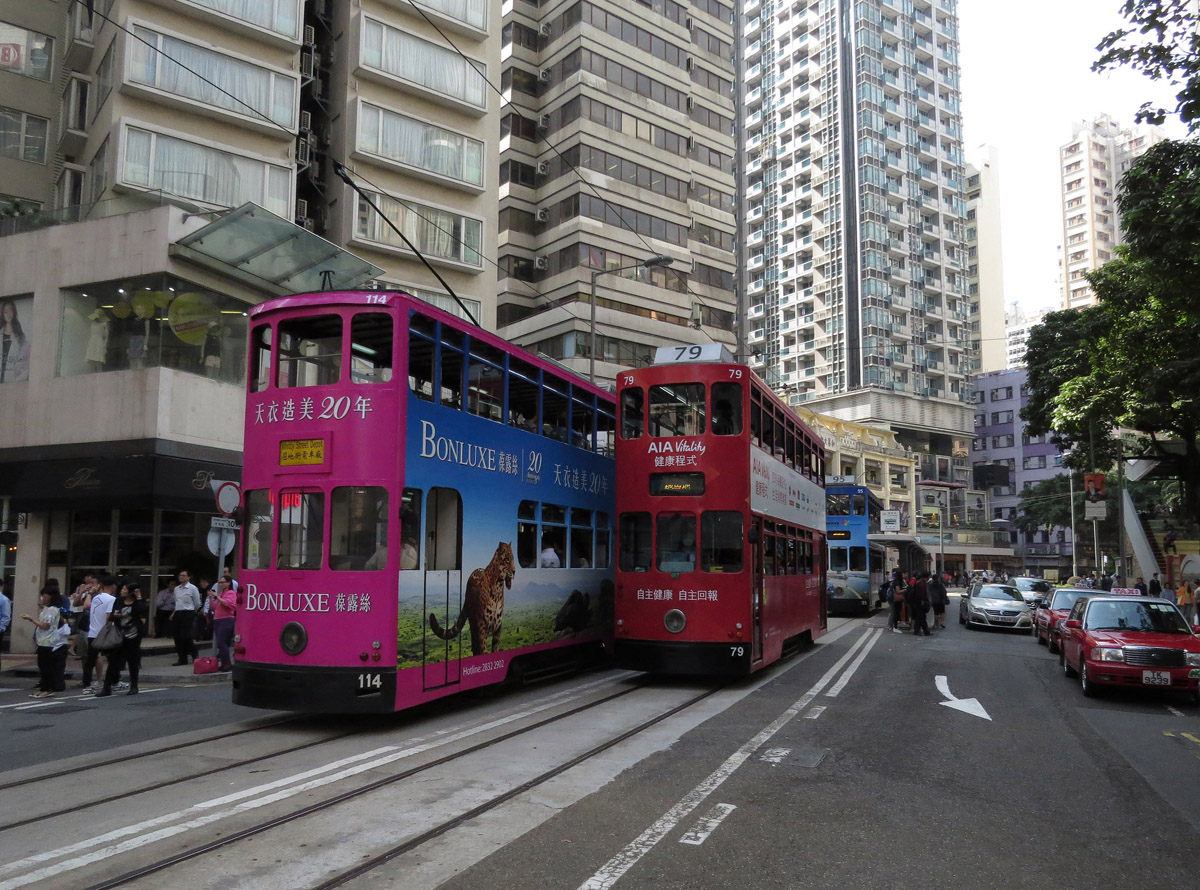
[[279, 438, 326, 466]]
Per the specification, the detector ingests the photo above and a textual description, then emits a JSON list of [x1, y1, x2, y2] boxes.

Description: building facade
[[964, 144, 1005, 374], [971, 367, 1075, 578], [495, 0, 739, 382], [1058, 113, 1165, 311], [1003, 302, 1044, 370], [740, 0, 974, 490]]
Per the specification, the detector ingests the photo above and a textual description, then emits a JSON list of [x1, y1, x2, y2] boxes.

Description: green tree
[[1094, 0, 1200, 131], [1022, 140, 1200, 528]]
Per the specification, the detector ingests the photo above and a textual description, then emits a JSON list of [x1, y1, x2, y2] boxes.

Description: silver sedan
[[959, 583, 1034, 632]]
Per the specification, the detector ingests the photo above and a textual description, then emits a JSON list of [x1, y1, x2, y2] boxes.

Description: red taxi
[[1058, 595, 1200, 704], [1034, 587, 1090, 653]]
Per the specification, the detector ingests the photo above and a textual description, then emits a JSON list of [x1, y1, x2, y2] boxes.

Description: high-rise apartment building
[[964, 145, 1005, 374], [1003, 302, 1045, 370], [3, 0, 500, 324], [741, 0, 974, 492], [1059, 113, 1165, 310], [494, 0, 739, 382]]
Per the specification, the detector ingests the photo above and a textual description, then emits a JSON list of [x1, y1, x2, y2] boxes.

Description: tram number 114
[[357, 673, 382, 690]]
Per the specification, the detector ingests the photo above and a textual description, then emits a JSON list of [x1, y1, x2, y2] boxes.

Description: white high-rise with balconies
[[1059, 113, 1165, 310], [741, 0, 974, 486]]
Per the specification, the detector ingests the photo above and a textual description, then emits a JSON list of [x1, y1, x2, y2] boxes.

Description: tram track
[[59, 679, 721, 890]]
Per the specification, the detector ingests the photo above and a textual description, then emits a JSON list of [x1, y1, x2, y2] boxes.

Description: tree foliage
[[1021, 140, 1200, 528], [1094, 0, 1200, 131]]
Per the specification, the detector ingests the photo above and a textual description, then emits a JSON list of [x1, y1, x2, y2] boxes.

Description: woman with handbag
[[97, 582, 149, 697], [21, 588, 64, 697], [210, 576, 238, 672]]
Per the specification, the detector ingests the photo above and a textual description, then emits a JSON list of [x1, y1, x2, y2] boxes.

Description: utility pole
[[1068, 472, 1078, 578]]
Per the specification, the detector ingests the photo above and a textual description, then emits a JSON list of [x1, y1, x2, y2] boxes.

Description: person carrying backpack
[[928, 573, 949, 630]]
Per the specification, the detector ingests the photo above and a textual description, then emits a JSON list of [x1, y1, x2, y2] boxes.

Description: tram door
[[751, 517, 764, 664], [423, 487, 463, 690]]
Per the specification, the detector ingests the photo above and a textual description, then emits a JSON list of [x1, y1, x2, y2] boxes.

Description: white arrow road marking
[[679, 804, 736, 846], [935, 675, 991, 720]]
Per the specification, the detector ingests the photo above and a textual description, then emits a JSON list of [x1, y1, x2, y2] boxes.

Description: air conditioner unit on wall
[[535, 208, 549, 222], [295, 198, 309, 219], [299, 110, 312, 132], [537, 161, 550, 176], [534, 256, 549, 270], [539, 69, 551, 82], [304, 25, 316, 47], [300, 51, 316, 78], [540, 23, 552, 37], [297, 137, 311, 166]]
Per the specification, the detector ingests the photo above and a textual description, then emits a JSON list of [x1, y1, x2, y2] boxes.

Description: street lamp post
[[589, 254, 675, 384]]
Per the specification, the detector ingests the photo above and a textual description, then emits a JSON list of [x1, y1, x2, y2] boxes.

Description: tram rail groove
[[76, 678, 706, 890]]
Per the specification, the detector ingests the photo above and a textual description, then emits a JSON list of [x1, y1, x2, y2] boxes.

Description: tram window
[[440, 344, 463, 410], [408, 332, 435, 401], [277, 315, 341, 388], [509, 357, 540, 431], [595, 512, 610, 569], [827, 494, 850, 516], [620, 387, 644, 439], [771, 410, 786, 458], [543, 377, 569, 442], [870, 547, 884, 573], [571, 394, 594, 451], [852, 493, 866, 516], [542, 502, 566, 567], [760, 410, 775, 455], [701, 511, 743, 573], [350, 313, 393, 384], [648, 383, 705, 437], [330, 486, 389, 571], [656, 513, 696, 573], [250, 325, 272, 393], [786, 538, 799, 574], [829, 547, 848, 572], [400, 488, 421, 570], [763, 535, 777, 576], [785, 421, 798, 468], [619, 512, 652, 572], [467, 358, 503, 422], [517, 500, 538, 568], [750, 401, 762, 445], [425, 487, 462, 571], [242, 489, 274, 570], [570, 507, 593, 567], [597, 407, 616, 457], [802, 540, 814, 574], [276, 489, 324, 570], [711, 382, 742, 435], [849, 546, 867, 572]]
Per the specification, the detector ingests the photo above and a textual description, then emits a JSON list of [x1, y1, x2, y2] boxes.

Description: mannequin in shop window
[[202, 322, 223, 378], [127, 300, 154, 369], [86, 308, 110, 372]]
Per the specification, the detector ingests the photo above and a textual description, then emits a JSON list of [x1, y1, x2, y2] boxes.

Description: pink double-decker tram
[[233, 291, 616, 712], [613, 345, 827, 676]]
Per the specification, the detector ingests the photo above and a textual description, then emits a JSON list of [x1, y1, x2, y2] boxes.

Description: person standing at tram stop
[[904, 572, 931, 636], [927, 572, 949, 630], [22, 587, 64, 697], [209, 576, 238, 673], [887, 568, 907, 634], [70, 573, 99, 657], [97, 582, 148, 697], [79, 577, 116, 692], [171, 570, 202, 666]]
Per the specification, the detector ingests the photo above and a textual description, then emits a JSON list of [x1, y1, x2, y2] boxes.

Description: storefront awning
[[172, 203, 384, 295]]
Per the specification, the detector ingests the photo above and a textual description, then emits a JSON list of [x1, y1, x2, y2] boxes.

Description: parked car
[[1035, 587, 1091, 653], [1012, 576, 1054, 607], [959, 582, 1034, 632], [1057, 595, 1200, 704]]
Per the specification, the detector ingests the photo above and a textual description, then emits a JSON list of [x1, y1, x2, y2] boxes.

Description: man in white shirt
[[540, 535, 562, 568], [78, 577, 116, 692], [0, 588, 11, 674], [171, 570, 201, 665]]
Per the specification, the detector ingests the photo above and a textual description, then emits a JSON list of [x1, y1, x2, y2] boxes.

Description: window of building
[[121, 126, 290, 217], [355, 190, 483, 268], [419, 0, 487, 29], [358, 101, 484, 188], [0, 21, 53, 81], [361, 16, 487, 110], [991, 410, 1013, 424], [0, 105, 49, 164]]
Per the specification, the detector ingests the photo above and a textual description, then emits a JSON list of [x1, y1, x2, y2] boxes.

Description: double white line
[[580, 628, 883, 890]]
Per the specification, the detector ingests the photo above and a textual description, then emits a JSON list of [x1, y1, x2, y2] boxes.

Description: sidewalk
[[1, 640, 230, 685]]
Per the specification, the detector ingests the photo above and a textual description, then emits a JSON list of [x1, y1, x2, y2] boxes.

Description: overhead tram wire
[[72, 1, 558, 320], [397, 0, 727, 326]]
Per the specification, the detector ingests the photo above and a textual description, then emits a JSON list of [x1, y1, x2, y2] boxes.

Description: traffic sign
[[880, 510, 901, 532], [207, 528, 235, 558], [211, 516, 239, 530], [214, 480, 241, 516]]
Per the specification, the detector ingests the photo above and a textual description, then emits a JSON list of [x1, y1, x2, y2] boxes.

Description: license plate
[[993, 617, 1015, 623], [1142, 671, 1171, 686], [1189, 669, 1200, 679]]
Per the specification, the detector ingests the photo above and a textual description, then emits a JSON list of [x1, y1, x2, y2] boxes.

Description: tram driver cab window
[[657, 513, 696, 574]]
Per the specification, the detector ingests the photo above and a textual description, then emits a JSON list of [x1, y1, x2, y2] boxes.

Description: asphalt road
[[2, 601, 1198, 890]]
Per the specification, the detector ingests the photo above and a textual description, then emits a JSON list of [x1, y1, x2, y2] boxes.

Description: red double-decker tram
[[614, 345, 827, 676]]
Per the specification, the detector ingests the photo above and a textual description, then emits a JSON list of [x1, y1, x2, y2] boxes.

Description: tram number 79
[[357, 673, 382, 690], [729, 646, 745, 658]]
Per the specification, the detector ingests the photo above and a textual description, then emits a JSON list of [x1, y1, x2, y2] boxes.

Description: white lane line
[[678, 803, 736, 846], [578, 628, 876, 890], [1166, 706, 1184, 717], [824, 629, 882, 697], [803, 705, 826, 720], [0, 688, 168, 710], [0, 676, 641, 890]]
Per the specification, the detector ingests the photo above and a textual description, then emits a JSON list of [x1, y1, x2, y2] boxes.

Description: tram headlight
[[280, 621, 308, 656], [664, 609, 687, 634]]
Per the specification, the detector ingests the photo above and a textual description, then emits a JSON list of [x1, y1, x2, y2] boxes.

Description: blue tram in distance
[[825, 484, 887, 616]]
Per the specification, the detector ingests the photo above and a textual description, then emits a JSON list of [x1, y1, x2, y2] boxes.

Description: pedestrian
[[78, 577, 117, 693], [1134, 577, 1147, 596], [1161, 582, 1178, 607], [194, 576, 214, 644], [209, 576, 238, 672], [1148, 573, 1162, 598], [928, 572, 949, 629], [70, 573, 98, 657], [21, 587, 64, 697], [1176, 579, 1194, 623], [888, 566, 906, 633], [904, 572, 931, 636], [96, 582, 149, 697], [0, 586, 10, 674], [171, 570, 201, 665], [154, 579, 176, 637]]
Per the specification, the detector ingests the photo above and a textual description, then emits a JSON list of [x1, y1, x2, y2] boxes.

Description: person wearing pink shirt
[[209, 576, 238, 672]]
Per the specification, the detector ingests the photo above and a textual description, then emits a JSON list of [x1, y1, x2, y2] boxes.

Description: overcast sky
[[958, 1, 1188, 315]]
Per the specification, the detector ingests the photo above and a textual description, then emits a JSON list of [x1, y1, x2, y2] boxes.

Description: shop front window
[[58, 274, 250, 382]]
